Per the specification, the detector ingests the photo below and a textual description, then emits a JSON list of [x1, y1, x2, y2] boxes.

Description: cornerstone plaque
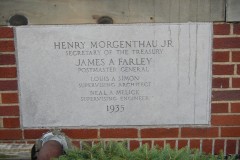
[[15, 23, 212, 127]]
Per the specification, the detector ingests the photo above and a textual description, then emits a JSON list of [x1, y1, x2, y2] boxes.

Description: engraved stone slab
[[15, 23, 212, 127]]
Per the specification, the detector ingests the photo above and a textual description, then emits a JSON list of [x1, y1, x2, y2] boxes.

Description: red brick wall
[[0, 23, 239, 155]]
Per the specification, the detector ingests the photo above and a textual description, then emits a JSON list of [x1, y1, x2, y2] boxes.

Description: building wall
[[0, 23, 240, 155]]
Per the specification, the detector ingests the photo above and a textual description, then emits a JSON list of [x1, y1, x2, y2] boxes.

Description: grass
[[0, 154, 18, 159], [55, 141, 238, 160]]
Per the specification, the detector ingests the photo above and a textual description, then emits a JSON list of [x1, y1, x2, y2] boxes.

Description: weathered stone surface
[[226, 0, 240, 22], [0, 143, 33, 159], [0, 0, 225, 25]]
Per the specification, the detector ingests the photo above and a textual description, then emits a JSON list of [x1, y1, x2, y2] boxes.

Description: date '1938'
[[107, 105, 125, 113]]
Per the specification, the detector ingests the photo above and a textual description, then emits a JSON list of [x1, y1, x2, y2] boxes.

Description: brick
[[0, 106, 19, 116], [24, 129, 49, 139], [211, 103, 228, 113], [130, 140, 140, 151], [212, 65, 234, 75], [154, 140, 164, 148], [214, 139, 224, 154], [141, 128, 178, 138], [221, 127, 240, 137], [0, 80, 18, 91], [0, 40, 15, 52], [0, 67, 17, 78], [190, 140, 200, 149], [0, 54, 16, 65], [202, 139, 212, 154], [166, 140, 176, 148], [238, 65, 240, 75], [1, 93, 18, 104], [93, 140, 100, 145], [212, 51, 229, 62], [231, 103, 240, 113], [233, 23, 240, 34], [100, 128, 137, 138], [181, 128, 218, 138], [0, 129, 22, 140], [178, 140, 188, 149], [212, 90, 240, 101], [226, 140, 236, 154], [232, 78, 240, 88], [213, 24, 230, 35], [212, 115, 240, 125], [0, 27, 14, 38], [72, 141, 80, 148], [213, 37, 240, 49], [3, 118, 20, 128], [63, 129, 98, 139], [142, 140, 152, 147], [232, 51, 240, 62], [212, 78, 229, 88]]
